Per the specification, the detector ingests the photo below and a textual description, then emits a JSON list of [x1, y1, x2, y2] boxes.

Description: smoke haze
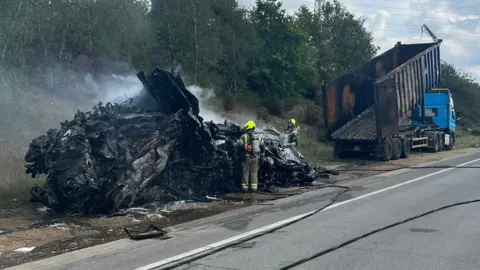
[[0, 67, 229, 153]]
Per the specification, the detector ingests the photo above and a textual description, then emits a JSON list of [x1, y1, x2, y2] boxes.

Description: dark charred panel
[[398, 43, 437, 64], [325, 41, 442, 140], [324, 47, 396, 138], [374, 77, 399, 139]]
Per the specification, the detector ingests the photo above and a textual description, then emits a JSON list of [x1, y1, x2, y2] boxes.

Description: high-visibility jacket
[[234, 131, 265, 158], [285, 125, 300, 145]]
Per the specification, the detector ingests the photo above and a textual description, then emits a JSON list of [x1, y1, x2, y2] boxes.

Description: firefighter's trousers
[[242, 155, 259, 192]]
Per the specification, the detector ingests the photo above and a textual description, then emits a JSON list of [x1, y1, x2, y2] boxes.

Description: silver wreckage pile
[[24, 67, 338, 215]]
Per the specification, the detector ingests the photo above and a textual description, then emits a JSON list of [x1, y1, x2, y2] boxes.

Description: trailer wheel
[[400, 138, 411, 158], [392, 138, 402, 160], [380, 138, 393, 162]]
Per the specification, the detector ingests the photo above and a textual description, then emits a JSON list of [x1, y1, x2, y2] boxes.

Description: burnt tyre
[[380, 138, 393, 162], [392, 138, 402, 160], [400, 138, 411, 158]]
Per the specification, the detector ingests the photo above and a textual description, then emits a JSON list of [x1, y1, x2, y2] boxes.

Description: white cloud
[[372, 10, 391, 39], [468, 66, 480, 78], [238, 0, 480, 81]]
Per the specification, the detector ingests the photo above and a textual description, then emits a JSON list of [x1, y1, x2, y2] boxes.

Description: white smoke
[[0, 70, 145, 146], [0, 66, 231, 150], [83, 72, 229, 124], [83, 72, 230, 124], [185, 85, 226, 123], [85, 73, 143, 104]]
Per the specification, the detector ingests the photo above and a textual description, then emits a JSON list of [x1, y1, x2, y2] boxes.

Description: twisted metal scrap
[[24, 67, 337, 215]]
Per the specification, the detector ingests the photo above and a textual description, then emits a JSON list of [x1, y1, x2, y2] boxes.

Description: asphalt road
[[8, 150, 480, 270]]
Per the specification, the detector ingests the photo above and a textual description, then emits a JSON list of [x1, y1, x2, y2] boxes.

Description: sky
[[240, 0, 480, 80]]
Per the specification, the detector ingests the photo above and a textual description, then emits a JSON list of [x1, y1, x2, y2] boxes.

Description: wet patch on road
[[223, 216, 255, 231]]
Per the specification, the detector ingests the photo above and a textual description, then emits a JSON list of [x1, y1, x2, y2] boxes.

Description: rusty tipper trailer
[[322, 40, 459, 161]]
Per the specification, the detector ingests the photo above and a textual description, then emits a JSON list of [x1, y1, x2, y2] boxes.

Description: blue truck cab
[[324, 40, 459, 161], [410, 88, 458, 150], [413, 88, 457, 134]]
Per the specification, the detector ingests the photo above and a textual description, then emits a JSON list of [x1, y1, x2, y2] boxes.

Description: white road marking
[[323, 157, 480, 211], [135, 211, 316, 270], [135, 157, 480, 270]]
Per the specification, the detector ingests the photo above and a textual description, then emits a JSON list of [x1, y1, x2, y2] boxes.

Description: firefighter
[[284, 119, 300, 147], [233, 120, 265, 192]]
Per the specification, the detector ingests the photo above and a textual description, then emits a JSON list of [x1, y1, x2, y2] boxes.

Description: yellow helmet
[[289, 119, 296, 126], [244, 120, 256, 131]]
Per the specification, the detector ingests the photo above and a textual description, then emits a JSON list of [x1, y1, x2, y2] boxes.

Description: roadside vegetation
[[0, 0, 479, 202]]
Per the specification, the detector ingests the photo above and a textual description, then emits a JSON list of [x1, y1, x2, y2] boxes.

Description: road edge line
[[7, 151, 480, 270], [135, 156, 480, 270], [134, 211, 316, 270], [166, 149, 480, 233], [323, 157, 480, 211]]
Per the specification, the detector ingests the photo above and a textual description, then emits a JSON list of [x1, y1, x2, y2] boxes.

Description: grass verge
[[0, 156, 45, 203], [455, 130, 480, 148], [0, 177, 44, 203]]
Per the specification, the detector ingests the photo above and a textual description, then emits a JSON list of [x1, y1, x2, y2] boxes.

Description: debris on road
[[24, 67, 338, 215], [14, 247, 36, 253], [124, 225, 169, 241], [232, 242, 257, 249]]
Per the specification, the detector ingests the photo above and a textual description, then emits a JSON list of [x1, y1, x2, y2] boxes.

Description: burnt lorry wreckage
[[24, 67, 338, 215]]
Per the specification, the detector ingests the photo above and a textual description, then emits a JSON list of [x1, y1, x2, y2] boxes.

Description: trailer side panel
[[374, 43, 442, 140], [323, 42, 441, 141]]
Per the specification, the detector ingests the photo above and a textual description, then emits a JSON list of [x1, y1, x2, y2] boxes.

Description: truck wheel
[[445, 133, 455, 150], [392, 138, 402, 160], [400, 138, 411, 158], [380, 138, 393, 162], [432, 135, 441, 153]]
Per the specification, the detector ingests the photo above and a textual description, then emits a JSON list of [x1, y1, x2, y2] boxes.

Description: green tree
[[247, 0, 313, 99], [294, 6, 321, 100], [438, 62, 480, 127], [209, 1, 254, 104], [311, 0, 378, 80]]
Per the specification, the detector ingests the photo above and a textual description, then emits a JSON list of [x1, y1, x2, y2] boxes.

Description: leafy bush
[[304, 103, 323, 126], [262, 97, 284, 116]]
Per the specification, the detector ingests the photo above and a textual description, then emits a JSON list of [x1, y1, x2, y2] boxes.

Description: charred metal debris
[[24, 67, 338, 215]]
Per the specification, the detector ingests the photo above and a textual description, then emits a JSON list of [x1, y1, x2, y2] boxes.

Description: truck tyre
[[432, 134, 441, 153], [392, 138, 402, 160], [380, 138, 393, 162], [445, 133, 455, 150], [400, 138, 411, 158]]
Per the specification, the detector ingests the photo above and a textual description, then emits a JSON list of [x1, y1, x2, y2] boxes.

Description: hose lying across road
[[155, 185, 351, 270], [156, 181, 480, 269], [278, 198, 480, 269]]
